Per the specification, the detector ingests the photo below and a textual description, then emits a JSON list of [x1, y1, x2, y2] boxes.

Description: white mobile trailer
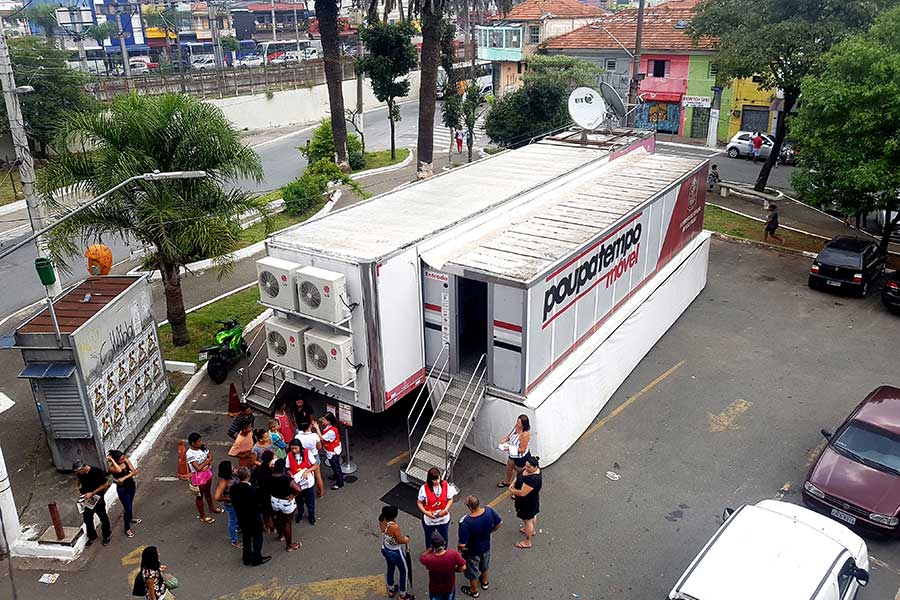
[[256, 129, 710, 478]]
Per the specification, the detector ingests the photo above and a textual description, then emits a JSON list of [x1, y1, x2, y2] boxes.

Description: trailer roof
[[269, 132, 652, 263], [440, 152, 705, 284]]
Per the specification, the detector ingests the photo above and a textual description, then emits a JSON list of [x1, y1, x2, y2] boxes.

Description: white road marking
[[189, 409, 231, 416], [0, 393, 15, 414], [154, 476, 181, 482], [870, 555, 900, 577]]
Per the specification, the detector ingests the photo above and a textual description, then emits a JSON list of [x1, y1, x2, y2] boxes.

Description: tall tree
[[84, 20, 118, 73], [26, 5, 60, 46], [3, 37, 95, 158], [791, 6, 900, 251], [461, 80, 482, 163], [38, 94, 266, 346], [357, 21, 418, 159], [689, 0, 896, 192], [316, 0, 350, 170], [523, 55, 602, 91], [440, 20, 462, 160]]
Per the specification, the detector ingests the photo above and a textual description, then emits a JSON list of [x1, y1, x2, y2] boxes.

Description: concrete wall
[[208, 70, 422, 131]]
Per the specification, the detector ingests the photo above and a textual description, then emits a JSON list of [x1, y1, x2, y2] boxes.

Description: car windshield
[[818, 247, 862, 269], [834, 421, 900, 476]]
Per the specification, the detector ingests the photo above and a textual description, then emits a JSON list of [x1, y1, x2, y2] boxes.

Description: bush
[[484, 79, 570, 148], [348, 150, 366, 171], [281, 159, 364, 216], [299, 119, 364, 164]]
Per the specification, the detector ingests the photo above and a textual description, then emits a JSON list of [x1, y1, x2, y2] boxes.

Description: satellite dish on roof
[[599, 81, 627, 123], [568, 87, 607, 131]]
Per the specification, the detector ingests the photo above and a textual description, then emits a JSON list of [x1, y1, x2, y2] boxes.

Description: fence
[[86, 58, 358, 102]]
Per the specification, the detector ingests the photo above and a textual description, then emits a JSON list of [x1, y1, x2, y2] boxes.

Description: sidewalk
[[710, 185, 900, 255]]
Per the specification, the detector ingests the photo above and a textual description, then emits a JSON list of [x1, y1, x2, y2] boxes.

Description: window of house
[[529, 25, 540, 45], [517, 61, 523, 74], [490, 29, 503, 48], [752, 75, 765, 84], [650, 59, 669, 77], [605, 58, 617, 72], [507, 28, 521, 48]]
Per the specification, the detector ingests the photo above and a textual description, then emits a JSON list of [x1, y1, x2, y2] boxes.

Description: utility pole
[[208, 1, 224, 69], [355, 10, 364, 147], [627, 0, 645, 127], [293, 0, 300, 51], [270, 0, 277, 41], [68, 7, 90, 74], [112, 2, 132, 90], [0, 19, 62, 296]]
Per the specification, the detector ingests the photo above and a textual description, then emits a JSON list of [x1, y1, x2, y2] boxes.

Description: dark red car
[[803, 386, 900, 535]]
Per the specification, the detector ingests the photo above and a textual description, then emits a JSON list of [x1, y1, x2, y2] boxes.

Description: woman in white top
[[186, 432, 222, 523], [497, 414, 531, 488], [416, 466, 457, 549], [379, 505, 413, 600]]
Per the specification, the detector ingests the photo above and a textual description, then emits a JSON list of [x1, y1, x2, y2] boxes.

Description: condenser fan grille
[[259, 271, 280, 298], [267, 331, 287, 356], [306, 343, 329, 370], [299, 280, 322, 309]]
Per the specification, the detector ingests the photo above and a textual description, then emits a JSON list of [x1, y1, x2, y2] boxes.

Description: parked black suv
[[808, 237, 886, 297], [884, 271, 900, 312]]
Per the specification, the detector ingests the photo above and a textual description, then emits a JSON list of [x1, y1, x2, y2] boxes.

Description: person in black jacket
[[229, 467, 271, 566]]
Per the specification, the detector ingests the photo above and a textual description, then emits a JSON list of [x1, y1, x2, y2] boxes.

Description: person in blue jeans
[[417, 467, 458, 549], [379, 505, 414, 599], [107, 450, 141, 538], [214, 460, 241, 549]]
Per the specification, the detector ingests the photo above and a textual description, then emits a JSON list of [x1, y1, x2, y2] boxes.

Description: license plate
[[831, 508, 856, 525], [826, 280, 841, 287], [198, 352, 208, 361]]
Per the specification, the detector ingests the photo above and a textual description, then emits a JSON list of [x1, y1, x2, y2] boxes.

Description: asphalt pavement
[[5, 239, 899, 600]]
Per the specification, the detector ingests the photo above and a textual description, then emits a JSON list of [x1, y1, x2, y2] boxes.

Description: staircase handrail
[[407, 344, 449, 460], [444, 354, 487, 476]]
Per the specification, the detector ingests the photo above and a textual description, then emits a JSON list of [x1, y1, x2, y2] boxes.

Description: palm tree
[[84, 21, 118, 74], [26, 5, 61, 47], [315, 0, 350, 170], [38, 94, 267, 347]]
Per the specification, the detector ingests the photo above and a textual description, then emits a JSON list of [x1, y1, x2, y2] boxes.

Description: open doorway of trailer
[[455, 277, 488, 374]]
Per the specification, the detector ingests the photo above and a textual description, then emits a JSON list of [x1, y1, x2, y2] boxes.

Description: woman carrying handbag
[[134, 546, 179, 599]]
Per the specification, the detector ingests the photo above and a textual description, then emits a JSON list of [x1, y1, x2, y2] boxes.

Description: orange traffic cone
[[227, 383, 241, 416], [177, 440, 191, 481]]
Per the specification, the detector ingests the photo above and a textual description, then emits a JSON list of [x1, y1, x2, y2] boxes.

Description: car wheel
[[727, 147, 739, 159], [808, 276, 818, 290]]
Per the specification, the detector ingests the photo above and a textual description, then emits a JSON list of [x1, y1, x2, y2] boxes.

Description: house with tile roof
[[476, 0, 607, 96], [543, 0, 775, 142]]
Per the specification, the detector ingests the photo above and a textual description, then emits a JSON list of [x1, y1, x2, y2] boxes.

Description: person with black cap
[[72, 459, 112, 546], [508, 455, 542, 549], [420, 530, 465, 600]]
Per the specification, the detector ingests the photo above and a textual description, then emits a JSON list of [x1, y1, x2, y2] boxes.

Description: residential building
[[544, 1, 773, 142], [476, 0, 606, 96]]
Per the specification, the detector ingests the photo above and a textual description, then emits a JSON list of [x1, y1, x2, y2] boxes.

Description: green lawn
[[158, 287, 266, 364], [0, 169, 24, 206], [237, 198, 325, 249], [356, 148, 410, 172], [704, 205, 827, 255], [256, 189, 283, 204]]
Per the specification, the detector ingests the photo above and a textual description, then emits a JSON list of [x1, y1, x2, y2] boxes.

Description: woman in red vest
[[315, 412, 344, 490], [287, 439, 317, 525], [416, 466, 458, 549]]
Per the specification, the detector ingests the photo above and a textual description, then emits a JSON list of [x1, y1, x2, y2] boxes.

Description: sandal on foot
[[231, 541, 242, 549], [461, 585, 480, 598], [514, 540, 532, 549], [198, 516, 216, 524], [480, 582, 489, 591], [387, 585, 398, 598], [496, 481, 510, 488], [125, 530, 135, 538], [286, 542, 301, 552], [210, 507, 225, 514]]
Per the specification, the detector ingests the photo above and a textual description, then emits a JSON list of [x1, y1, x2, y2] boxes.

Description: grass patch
[[237, 198, 325, 249], [256, 189, 283, 204], [158, 287, 265, 364], [355, 148, 410, 172], [705, 205, 827, 255], [483, 146, 502, 155], [0, 169, 25, 206]]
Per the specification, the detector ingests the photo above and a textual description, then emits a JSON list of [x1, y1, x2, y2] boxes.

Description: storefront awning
[[19, 362, 76, 379]]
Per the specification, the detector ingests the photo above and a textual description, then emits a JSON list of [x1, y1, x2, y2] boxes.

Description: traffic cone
[[227, 383, 241, 416], [177, 440, 191, 481]]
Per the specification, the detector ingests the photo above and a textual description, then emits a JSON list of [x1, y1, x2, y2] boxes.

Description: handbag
[[132, 572, 146, 597], [163, 572, 179, 590]]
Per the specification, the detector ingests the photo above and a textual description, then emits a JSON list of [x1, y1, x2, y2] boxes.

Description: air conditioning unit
[[257, 256, 302, 311], [265, 317, 310, 371], [304, 329, 355, 385], [296, 266, 350, 323]]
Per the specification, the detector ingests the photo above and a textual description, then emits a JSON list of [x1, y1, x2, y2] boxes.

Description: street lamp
[[0, 170, 208, 262]]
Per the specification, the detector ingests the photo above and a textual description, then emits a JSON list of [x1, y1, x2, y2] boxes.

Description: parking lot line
[[386, 450, 409, 466], [579, 360, 686, 442], [488, 489, 510, 508], [708, 399, 752, 432]]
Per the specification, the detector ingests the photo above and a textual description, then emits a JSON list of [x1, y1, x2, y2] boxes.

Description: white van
[[669, 500, 870, 600]]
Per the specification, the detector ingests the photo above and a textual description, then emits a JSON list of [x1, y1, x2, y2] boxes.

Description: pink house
[[636, 53, 690, 134]]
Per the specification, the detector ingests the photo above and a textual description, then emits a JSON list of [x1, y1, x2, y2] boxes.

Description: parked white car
[[669, 500, 870, 600], [269, 51, 302, 65], [726, 130, 775, 159], [236, 54, 264, 68], [191, 56, 216, 70]]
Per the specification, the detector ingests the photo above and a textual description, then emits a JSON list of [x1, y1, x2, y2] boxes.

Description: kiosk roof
[[269, 133, 651, 263]]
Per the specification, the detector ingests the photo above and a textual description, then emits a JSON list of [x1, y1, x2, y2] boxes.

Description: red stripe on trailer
[[544, 212, 644, 282], [385, 368, 426, 409], [424, 303, 441, 312], [493, 320, 522, 333]]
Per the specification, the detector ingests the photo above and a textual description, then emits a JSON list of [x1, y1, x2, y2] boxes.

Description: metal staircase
[[403, 352, 487, 485], [239, 324, 287, 413]]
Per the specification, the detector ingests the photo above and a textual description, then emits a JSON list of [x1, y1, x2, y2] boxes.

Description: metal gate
[[690, 107, 710, 138], [740, 106, 770, 133]]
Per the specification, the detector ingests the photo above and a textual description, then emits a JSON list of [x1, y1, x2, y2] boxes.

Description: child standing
[[268, 419, 288, 460]]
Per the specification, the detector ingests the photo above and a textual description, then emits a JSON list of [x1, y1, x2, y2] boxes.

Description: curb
[[350, 149, 413, 180], [710, 231, 818, 259], [0, 199, 25, 217], [708, 202, 831, 241]]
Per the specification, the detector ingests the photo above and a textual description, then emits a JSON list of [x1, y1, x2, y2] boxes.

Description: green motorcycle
[[199, 318, 249, 384]]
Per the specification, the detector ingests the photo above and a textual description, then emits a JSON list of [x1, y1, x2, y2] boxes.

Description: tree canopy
[[4, 37, 95, 158], [689, 0, 897, 190], [522, 55, 603, 92], [484, 79, 569, 148], [791, 5, 900, 249]]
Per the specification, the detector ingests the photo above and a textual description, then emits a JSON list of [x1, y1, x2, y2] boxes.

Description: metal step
[[244, 361, 285, 413]]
